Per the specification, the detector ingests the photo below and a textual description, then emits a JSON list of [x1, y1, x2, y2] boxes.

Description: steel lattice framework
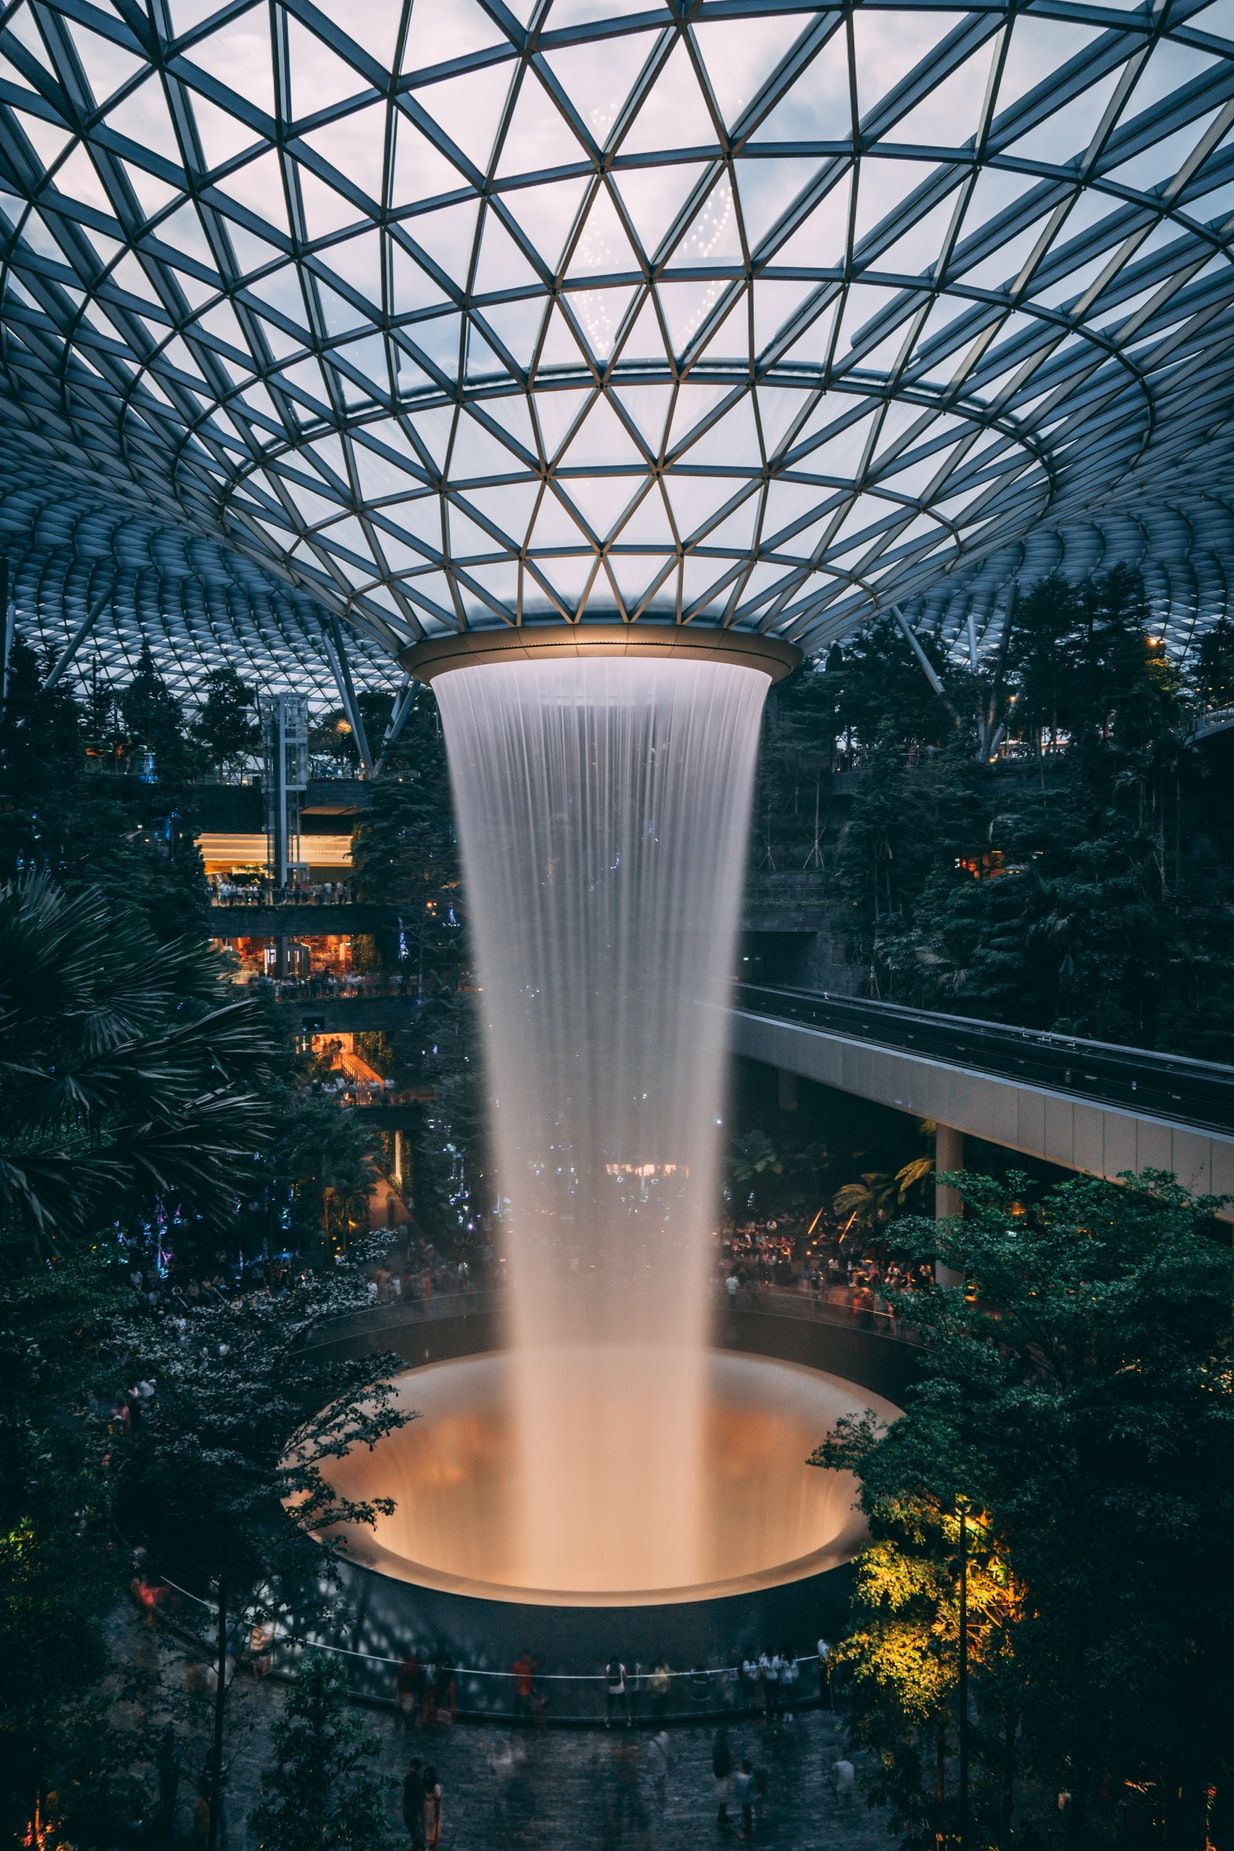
[[1, 0, 1234, 698]]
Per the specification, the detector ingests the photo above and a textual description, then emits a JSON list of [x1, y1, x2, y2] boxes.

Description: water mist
[[434, 657, 768, 1595]]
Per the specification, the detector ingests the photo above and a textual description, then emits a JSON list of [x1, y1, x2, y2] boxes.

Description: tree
[[0, 871, 273, 1249], [191, 668, 258, 779], [115, 1265, 414, 1851], [0, 1247, 146, 1849], [725, 1128, 783, 1211], [250, 1651, 393, 1851], [817, 1168, 1234, 1848]]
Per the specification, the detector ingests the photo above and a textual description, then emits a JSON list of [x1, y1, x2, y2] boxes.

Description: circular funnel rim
[[399, 622, 801, 685]]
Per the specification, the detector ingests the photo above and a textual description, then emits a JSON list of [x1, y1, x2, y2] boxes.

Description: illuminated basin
[[320, 1346, 899, 1608]]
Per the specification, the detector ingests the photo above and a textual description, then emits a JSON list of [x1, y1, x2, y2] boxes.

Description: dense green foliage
[[816, 1168, 1234, 1849], [0, 871, 273, 1248], [757, 569, 1234, 1055], [250, 1652, 393, 1851], [350, 696, 485, 1241]]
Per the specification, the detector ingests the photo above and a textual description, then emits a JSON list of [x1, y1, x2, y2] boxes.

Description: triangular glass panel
[[886, 41, 996, 147], [298, 165, 359, 241], [495, 69, 586, 179], [680, 392, 760, 466], [446, 502, 498, 559], [1103, 114, 1221, 195], [122, 160, 180, 223], [753, 276, 820, 355], [736, 156, 819, 253], [407, 309, 463, 373], [189, 89, 257, 169], [286, 16, 364, 119], [756, 383, 813, 460], [391, 111, 467, 207], [214, 147, 291, 235], [188, 12, 275, 116], [68, 23, 144, 105], [751, 30, 850, 143], [570, 283, 639, 362], [542, 32, 655, 149], [337, 0, 402, 74], [610, 481, 674, 548], [450, 407, 526, 479], [613, 290, 669, 364], [992, 16, 1102, 120], [795, 408, 877, 479], [852, 10, 967, 124], [562, 391, 642, 468], [528, 488, 584, 549], [473, 206, 541, 296], [104, 79, 180, 159], [320, 226, 383, 307], [557, 472, 627, 543], [407, 197, 481, 286], [463, 479, 540, 543], [404, 0, 506, 70], [566, 186, 642, 279], [614, 162, 705, 262], [301, 101, 387, 205], [619, 40, 718, 158], [656, 277, 730, 358], [777, 295, 841, 367], [390, 238, 452, 314], [405, 402, 455, 471], [869, 192, 959, 278], [533, 386, 589, 460], [698, 493, 759, 553], [693, 13, 809, 131], [612, 381, 672, 457], [502, 174, 588, 274], [769, 172, 852, 270], [1000, 68, 1123, 165], [665, 470, 739, 540], [477, 295, 546, 370], [417, 61, 514, 172], [535, 299, 588, 368], [669, 171, 743, 267], [762, 475, 828, 542]]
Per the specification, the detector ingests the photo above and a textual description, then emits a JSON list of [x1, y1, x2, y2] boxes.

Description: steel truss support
[[45, 582, 114, 691], [323, 616, 374, 776]]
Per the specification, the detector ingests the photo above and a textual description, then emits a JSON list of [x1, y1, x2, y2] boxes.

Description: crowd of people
[[718, 1214, 936, 1333]]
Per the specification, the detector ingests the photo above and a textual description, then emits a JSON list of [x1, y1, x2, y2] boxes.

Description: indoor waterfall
[[434, 657, 770, 1594]]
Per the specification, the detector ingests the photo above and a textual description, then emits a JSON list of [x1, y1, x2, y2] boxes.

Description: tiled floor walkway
[[191, 1678, 893, 1848]]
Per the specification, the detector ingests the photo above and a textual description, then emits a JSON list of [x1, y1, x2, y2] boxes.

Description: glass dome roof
[[1, 0, 1233, 693]]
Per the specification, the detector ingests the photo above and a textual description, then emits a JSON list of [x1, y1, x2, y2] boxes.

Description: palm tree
[[0, 871, 273, 1249], [832, 1172, 898, 1238]]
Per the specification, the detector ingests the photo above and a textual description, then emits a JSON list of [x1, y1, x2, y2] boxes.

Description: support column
[[934, 1123, 964, 1288], [777, 1066, 798, 1112], [393, 1129, 404, 1190]]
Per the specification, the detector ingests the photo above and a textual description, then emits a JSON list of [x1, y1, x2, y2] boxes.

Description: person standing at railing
[[512, 1649, 535, 1727], [604, 1656, 631, 1728]]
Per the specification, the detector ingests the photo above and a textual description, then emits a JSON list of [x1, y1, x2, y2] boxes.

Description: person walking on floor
[[422, 1766, 443, 1850], [733, 1760, 756, 1841], [712, 1723, 734, 1830], [402, 1758, 426, 1851]]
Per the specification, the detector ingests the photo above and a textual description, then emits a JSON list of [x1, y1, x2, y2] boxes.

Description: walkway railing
[[303, 1283, 924, 1351], [735, 982, 1234, 1135], [140, 1572, 832, 1727]]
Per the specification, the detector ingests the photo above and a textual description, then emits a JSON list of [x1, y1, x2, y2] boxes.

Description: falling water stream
[[433, 657, 770, 1594]]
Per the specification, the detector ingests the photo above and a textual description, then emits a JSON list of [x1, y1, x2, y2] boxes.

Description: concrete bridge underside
[[730, 1008, 1234, 1220]]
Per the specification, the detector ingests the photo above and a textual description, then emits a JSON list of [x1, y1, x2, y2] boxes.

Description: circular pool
[[318, 1344, 899, 1619]]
